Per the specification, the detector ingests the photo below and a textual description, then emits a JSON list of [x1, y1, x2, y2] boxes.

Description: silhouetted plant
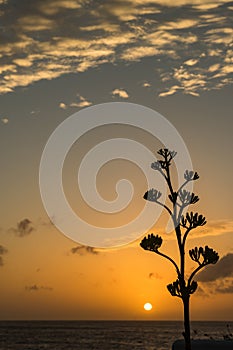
[[140, 148, 219, 350]]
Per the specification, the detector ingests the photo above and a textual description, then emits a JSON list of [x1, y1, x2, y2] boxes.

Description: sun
[[144, 302, 152, 311]]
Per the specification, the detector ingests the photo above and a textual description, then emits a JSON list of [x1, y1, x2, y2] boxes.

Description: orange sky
[[0, 0, 233, 321]]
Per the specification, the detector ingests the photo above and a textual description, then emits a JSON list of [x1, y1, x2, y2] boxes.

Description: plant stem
[[183, 296, 192, 350]]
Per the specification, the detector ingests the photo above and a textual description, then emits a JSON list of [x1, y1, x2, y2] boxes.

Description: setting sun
[[144, 303, 153, 311]]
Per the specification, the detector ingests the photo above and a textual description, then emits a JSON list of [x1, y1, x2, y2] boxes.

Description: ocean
[[0, 321, 232, 350]]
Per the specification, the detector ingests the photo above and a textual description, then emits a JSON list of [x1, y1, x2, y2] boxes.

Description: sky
[[0, 0, 233, 321]]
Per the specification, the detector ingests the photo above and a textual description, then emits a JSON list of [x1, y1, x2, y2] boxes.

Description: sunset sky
[[0, 0, 233, 321]]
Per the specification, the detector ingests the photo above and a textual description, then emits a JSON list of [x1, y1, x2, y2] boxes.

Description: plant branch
[[156, 250, 181, 277], [177, 204, 185, 227], [156, 200, 173, 216], [182, 228, 191, 246], [188, 264, 204, 287], [177, 179, 189, 195]]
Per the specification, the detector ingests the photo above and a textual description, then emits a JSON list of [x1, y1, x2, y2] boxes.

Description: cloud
[[18, 15, 54, 32], [0, 245, 7, 255], [148, 272, 162, 280], [39, 0, 83, 15], [147, 30, 197, 46], [190, 220, 233, 239], [25, 284, 53, 292], [80, 23, 119, 33], [59, 102, 67, 109], [0, 65, 17, 74], [70, 101, 91, 108], [184, 59, 199, 66], [0, 0, 232, 96], [59, 95, 92, 109], [112, 88, 129, 99], [214, 279, 233, 294], [142, 81, 151, 87], [208, 63, 220, 72], [172, 66, 205, 95], [9, 218, 35, 237], [197, 278, 233, 296], [159, 85, 183, 97], [121, 46, 160, 61], [70, 245, 99, 255], [0, 245, 7, 266], [1, 117, 9, 124], [70, 94, 92, 108], [193, 3, 221, 11], [195, 284, 209, 298], [159, 19, 198, 30], [197, 253, 233, 282], [13, 58, 33, 67]]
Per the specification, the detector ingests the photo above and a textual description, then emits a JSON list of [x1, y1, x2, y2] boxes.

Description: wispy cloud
[[197, 278, 233, 296], [159, 19, 198, 30], [214, 279, 233, 294], [59, 102, 67, 109], [25, 284, 53, 292], [18, 16, 54, 32], [9, 218, 35, 237], [0, 0, 232, 96], [159, 85, 183, 97], [146, 219, 233, 240], [0, 245, 7, 266], [121, 46, 160, 61], [148, 272, 162, 280], [1, 117, 9, 124], [70, 94, 92, 108], [142, 81, 151, 87], [189, 220, 233, 239], [112, 88, 129, 99], [70, 245, 99, 255]]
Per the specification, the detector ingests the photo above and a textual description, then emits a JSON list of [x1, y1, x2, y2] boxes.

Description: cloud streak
[[9, 218, 35, 237], [148, 272, 162, 280], [0, 245, 7, 266], [25, 284, 53, 292], [112, 88, 129, 99], [70, 245, 99, 255]]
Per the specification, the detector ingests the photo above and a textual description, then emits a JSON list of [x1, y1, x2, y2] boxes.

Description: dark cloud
[[195, 284, 209, 298], [0, 245, 7, 255], [25, 284, 53, 292], [148, 272, 162, 279], [70, 245, 99, 255], [9, 218, 35, 237], [215, 279, 233, 294], [197, 278, 233, 295], [197, 253, 233, 282], [0, 245, 8, 266]]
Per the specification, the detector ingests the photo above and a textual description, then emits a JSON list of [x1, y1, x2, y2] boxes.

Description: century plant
[[140, 148, 219, 350]]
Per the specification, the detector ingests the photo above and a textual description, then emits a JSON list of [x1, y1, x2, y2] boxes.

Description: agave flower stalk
[[140, 148, 219, 350]]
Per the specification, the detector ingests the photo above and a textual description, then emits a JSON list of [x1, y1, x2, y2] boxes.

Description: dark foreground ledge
[[172, 339, 233, 349]]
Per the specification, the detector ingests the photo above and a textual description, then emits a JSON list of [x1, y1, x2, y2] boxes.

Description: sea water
[[0, 321, 232, 350]]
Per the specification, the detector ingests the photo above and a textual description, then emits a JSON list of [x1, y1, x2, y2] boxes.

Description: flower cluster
[[143, 189, 162, 202], [167, 279, 198, 298], [140, 234, 163, 252], [189, 246, 219, 266], [184, 170, 199, 181], [181, 212, 206, 229], [178, 190, 199, 206]]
